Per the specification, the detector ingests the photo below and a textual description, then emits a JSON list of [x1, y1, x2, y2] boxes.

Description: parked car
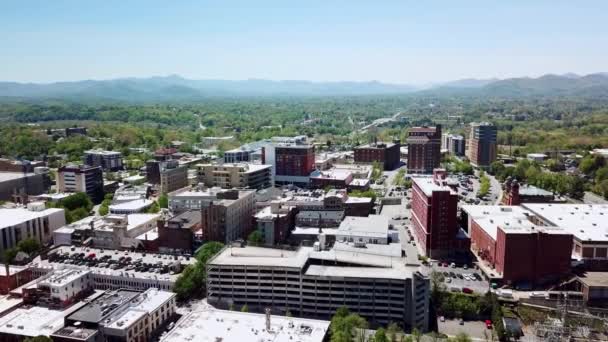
[[485, 320, 493, 329], [462, 287, 473, 294]]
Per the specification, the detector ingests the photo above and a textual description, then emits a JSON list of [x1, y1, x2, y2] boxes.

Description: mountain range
[[1, 73, 607, 102]]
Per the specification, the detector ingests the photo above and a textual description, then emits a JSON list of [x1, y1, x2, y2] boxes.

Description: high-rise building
[[411, 169, 468, 258], [57, 164, 104, 202], [353, 140, 400, 171], [442, 134, 465, 156], [197, 163, 272, 189], [467, 122, 497, 168], [407, 126, 441, 174], [83, 149, 123, 171]]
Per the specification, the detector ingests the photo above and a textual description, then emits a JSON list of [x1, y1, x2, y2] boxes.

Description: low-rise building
[[157, 210, 202, 254], [0, 171, 48, 202], [109, 199, 154, 214], [462, 205, 572, 284], [336, 215, 390, 245], [309, 169, 353, 189], [197, 163, 272, 189], [296, 210, 344, 228], [0, 202, 65, 254], [57, 213, 159, 250], [254, 202, 296, 245], [159, 160, 188, 194], [523, 203, 608, 270], [161, 307, 330, 342]]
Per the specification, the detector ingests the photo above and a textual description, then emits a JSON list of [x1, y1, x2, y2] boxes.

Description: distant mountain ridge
[[1, 73, 607, 101]]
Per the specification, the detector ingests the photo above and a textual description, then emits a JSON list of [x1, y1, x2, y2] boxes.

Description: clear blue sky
[[1, 0, 606, 84]]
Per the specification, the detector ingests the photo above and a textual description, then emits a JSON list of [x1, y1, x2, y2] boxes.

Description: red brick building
[[270, 145, 315, 185], [354, 140, 400, 171], [463, 205, 572, 284], [309, 169, 353, 189], [411, 169, 464, 258], [407, 126, 441, 174]]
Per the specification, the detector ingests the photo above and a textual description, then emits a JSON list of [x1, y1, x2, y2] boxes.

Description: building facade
[[354, 141, 400, 171], [467, 122, 497, 168], [83, 149, 123, 171], [197, 163, 272, 190], [407, 126, 441, 174], [272, 145, 316, 186], [0, 202, 65, 254], [201, 189, 256, 243], [57, 164, 104, 203], [159, 160, 188, 194], [410, 170, 463, 259]]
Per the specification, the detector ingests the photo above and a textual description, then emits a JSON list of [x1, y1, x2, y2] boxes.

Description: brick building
[[411, 169, 468, 259], [157, 210, 202, 254], [462, 205, 572, 284], [466, 122, 497, 168], [254, 202, 296, 245], [309, 169, 354, 189], [272, 145, 316, 186], [201, 189, 255, 243], [407, 126, 441, 174], [354, 140, 400, 171], [501, 178, 555, 205]]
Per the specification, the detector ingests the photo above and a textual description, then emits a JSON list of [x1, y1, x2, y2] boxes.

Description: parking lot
[[426, 262, 490, 294]]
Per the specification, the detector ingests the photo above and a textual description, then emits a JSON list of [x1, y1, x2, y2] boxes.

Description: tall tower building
[[467, 122, 497, 168]]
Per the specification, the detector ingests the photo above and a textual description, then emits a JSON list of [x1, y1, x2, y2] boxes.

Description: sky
[[1, 0, 607, 84]]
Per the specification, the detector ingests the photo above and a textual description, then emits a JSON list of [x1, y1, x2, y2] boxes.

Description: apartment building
[[197, 163, 272, 189], [467, 122, 497, 168], [201, 189, 256, 243], [57, 164, 104, 203], [354, 140, 400, 171]]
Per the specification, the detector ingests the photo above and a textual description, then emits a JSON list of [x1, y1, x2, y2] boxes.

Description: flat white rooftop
[[39, 268, 91, 287], [161, 307, 329, 342], [210, 246, 310, 268], [412, 176, 455, 197], [0, 206, 64, 230], [523, 203, 608, 242], [336, 215, 389, 239], [0, 172, 35, 182], [0, 305, 69, 337], [109, 199, 153, 212]]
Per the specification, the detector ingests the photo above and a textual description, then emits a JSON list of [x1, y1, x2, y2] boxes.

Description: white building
[[161, 306, 330, 342], [527, 153, 548, 162], [336, 215, 390, 244], [109, 199, 153, 214], [0, 202, 65, 254], [36, 268, 93, 303]]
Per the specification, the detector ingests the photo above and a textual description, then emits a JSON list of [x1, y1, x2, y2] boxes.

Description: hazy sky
[[1, 0, 607, 84]]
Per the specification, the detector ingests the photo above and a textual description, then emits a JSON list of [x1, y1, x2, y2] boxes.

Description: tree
[[568, 176, 586, 200], [330, 307, 369, 342], [17, 238, 42, 255], [173, 241, 224, 301], [411, 328, 421, 342], [98, 198, 111, 216], [240, 304, 249, 312], [146, 201, 160, 213], [247, 230, 265, 246], [158, 193, 169, 208], [386, 322, 403, 342], [24, 336, 53, 342], [373, 328, 389, 342]]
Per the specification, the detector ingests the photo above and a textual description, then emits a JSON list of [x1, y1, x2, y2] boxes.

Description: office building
[[0, 171, 47, 202], [57, 164, 104, 203], [201, 189, 256, 243], [407, 126, 441, 174], [273, 145, 316, 186], [197, 163, 272, 189], [159, 160, 188, 194], [224, 147, 255, 163], [467, 122, 497, 168], [411, 169, 468, 258], [462, 205, 572, 284], [161, 307, 330, 342], [206, 242, 429, 331], [0, 202, 65, 254], [0, 158, 45, 173], [83, 149, 123, 171], [354, 140, 400, 171]]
